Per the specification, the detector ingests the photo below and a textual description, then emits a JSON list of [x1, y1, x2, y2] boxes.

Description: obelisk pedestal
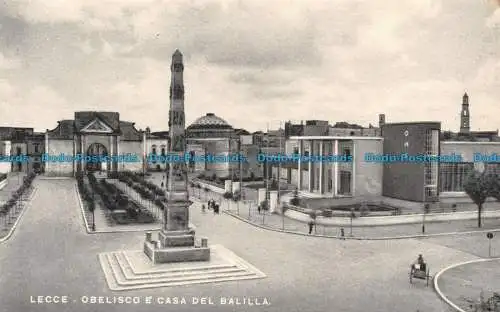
[[144, 49, 210, 264]]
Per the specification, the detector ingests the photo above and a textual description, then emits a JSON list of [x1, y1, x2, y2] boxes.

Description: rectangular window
[[34, 144, 39, 153], [293, 147, 299, 154], [439, 162, 474, 192], [343, 148, 351, 156]]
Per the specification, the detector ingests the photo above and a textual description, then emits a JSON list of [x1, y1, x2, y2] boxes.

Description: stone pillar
[[269, 190, 278, 213], [201, 238, 208, 247], [258, 188, 266, 205], [232, 181, 241, 194], [297, 140, 303, 190], [224, 180, 232, 193], [81, 135, 86, 173], [45, 131, 50, 173], [319, 140, 324, 194], [334, 139, 338, 197], [351, 140, 355, 196], [308, 140, 313, 192]]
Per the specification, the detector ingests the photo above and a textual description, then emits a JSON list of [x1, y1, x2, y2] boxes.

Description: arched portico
[[86, 143, 108, 172]]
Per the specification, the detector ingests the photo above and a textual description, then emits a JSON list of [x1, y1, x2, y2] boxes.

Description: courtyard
[[0, 178, 498, 312]]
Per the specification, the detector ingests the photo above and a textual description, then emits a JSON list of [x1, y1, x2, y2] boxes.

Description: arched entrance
[[86, 143, 108, 172]]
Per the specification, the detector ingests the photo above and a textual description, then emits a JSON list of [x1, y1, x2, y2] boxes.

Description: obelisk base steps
[[144, 231, 210, 264]]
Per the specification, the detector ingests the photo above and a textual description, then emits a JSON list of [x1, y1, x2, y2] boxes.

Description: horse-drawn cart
[[409, 263, 432, 286]]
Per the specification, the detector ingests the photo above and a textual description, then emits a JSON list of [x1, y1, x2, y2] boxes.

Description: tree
[[289, 189, 299, 206], [463, 170, 492, 228]]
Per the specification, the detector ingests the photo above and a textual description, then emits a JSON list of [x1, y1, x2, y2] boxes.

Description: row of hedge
[[197, 172, 264, 183], [0, 173, 36, 219], [76, 172, 95, 213], [117, 171, 167, 210]]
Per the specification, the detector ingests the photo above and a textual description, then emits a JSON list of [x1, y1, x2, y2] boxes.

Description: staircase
[[99, 244, 266, 290]]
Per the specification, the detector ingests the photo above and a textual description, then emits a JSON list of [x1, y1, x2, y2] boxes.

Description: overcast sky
[[0, 0, 500, 133]]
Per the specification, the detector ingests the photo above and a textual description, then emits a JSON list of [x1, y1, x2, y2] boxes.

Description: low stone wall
[[300, 196, 422, 210], [285, 208, 500, 227]]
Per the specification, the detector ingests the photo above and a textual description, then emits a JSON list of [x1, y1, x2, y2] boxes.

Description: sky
[[0, 0, 500, 133]]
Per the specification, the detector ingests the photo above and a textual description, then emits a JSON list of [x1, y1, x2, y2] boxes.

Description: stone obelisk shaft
[[164, 49, 190, 232]]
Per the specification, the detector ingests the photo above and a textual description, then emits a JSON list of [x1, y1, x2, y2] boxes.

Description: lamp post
[[350, 207, 355, 236], [91, 191, 96, 231]]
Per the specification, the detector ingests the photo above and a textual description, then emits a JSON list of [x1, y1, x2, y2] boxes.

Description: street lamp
[[91, 191, 96, 231], [350, 207, 355, 236]]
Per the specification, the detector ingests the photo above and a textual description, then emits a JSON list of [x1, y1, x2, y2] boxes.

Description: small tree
[[289, 189, 299, 206], [223, 191, 233, 199], [260, 199, 269, 211], [464, 170, 492, 228]]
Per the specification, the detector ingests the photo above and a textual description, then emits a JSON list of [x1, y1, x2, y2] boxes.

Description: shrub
[[290, 189, 300, 206], [322, 209, 332, 217], [232, 191, 241, 201], [260, 200, 269, 210], [204, 187, 209, 193], [222, 192, 233, 199]]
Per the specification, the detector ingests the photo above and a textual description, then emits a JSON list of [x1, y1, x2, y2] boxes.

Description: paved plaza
[[1, 178, 498, 311]]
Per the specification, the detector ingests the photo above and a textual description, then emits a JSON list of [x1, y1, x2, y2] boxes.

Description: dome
[[188, 113, 232, 129]]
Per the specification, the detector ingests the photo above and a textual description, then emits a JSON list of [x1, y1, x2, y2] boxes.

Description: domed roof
[[188, 113, 232, 129]]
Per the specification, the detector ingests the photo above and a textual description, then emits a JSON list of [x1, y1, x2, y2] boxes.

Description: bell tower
[[460, 92, 470, 134]]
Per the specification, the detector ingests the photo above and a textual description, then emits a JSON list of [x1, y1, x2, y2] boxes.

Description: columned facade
[[286, 136, 383, 199]]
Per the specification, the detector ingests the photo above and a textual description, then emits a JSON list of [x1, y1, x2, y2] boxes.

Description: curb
[[0, 187, 38, 244], [75, 184, 92, 234], [434, 257, 500, 312], [222, 210, 500, 240], [75, 184, 162, 234]]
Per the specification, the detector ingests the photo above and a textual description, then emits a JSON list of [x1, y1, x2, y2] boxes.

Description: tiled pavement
[[0, 178, 471, 312]]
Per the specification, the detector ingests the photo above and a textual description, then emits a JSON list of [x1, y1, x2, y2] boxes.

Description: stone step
[[113, 253, 245, 280], [105, 254, 258, 288], [116, 251, 237, 275]]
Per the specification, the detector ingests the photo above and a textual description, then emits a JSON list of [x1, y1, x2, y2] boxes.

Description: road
[[0, 179, 479, 312]]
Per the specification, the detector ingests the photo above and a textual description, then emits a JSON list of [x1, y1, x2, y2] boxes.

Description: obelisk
[[144, 50, 210, 263]]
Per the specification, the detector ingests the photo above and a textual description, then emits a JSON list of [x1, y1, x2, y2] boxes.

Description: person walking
[[257, 204, 261, 214], [308, 220, 314, 234], [340, 228, 345, 240]]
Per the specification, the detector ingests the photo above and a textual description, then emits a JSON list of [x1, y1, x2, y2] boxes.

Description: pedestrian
[[308, 220, 314, 234], [340, 228, 345, 240], [161, 181, 164, 189], [215, 204, 220, 214], [257, 204, 261, 214], [202, 204, 206, 213]]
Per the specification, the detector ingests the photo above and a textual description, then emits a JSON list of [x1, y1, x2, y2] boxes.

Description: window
[[293, 147, 299, 154], [439, 163, 474, 192], [152, 147, 157, 155], [34, 144, 39, 153], [343, 148, 351, 157], [16, 147, 21, 155], [161, 148, 166, 156]]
